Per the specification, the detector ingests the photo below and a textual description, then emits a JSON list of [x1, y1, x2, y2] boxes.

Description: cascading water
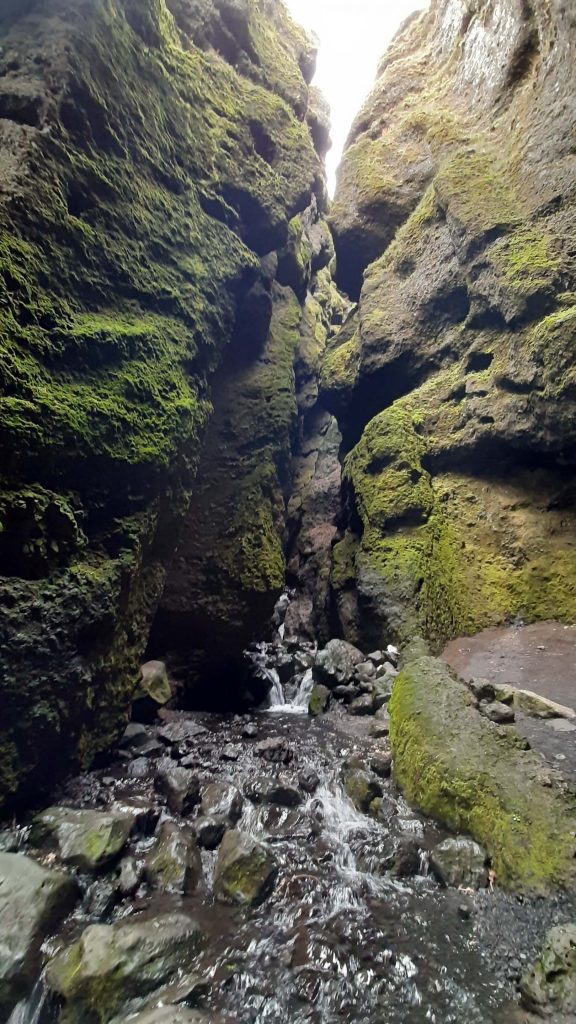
[[2, 595, 573, 1024]]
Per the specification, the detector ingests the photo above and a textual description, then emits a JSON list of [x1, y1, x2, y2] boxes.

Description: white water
[[7, 980, 47, 1024], [267, 668, 315, 715]]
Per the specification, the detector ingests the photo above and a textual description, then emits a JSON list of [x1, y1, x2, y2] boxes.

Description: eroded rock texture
[[326, 0, 576, 652], [0, 0, 325, 803]]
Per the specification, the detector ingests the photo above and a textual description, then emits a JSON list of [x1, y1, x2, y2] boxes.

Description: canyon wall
[[0, 0, 327, 804], [325, 0, 576, 652]]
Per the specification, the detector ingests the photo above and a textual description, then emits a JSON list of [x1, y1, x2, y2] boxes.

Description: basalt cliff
[[0, 0, 576, 894]]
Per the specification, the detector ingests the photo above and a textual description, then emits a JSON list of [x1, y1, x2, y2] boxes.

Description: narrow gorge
[[0, 1, 575, 1023]]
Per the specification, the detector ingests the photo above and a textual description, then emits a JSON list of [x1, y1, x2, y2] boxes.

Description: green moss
[[434, 149, 522, 241], [331, 532, 359, 589], [389, 656, 576, 891], [320, 333, 359, 402]]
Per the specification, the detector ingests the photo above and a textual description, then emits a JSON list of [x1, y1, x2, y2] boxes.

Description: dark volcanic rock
[[145, 822, 203, 895], [214, 830, 278, 907], [0, 0, 325, 807], [154, 762, 201, 816]]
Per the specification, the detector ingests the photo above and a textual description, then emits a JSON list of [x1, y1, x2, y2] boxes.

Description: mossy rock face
[[31, 807, 136, 872], [389, 655, 576, 892], [0, 0, 323, 804], [213, 829, 277, 907], [325, 0, 576, 649]]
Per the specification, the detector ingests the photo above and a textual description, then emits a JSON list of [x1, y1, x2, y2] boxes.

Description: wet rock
[[154, 761, 201, 815], [201, 782, 244, 824], [112, 1008, 217, 1024], [347, 694, 375, 716], [242, 722, 258, 739], [390, 838, 422, 878], [354, 660, 376, 682], [299, 768, 320, 794], [372, 679, 393, 711], [369, 794, 398, 822], [367, 651, 386, 667], [0, 853, 79, 1015], [158, 720, 209, 747], [129, 757, 151, 779], [194, 816, 227, 850], [343, 770, 383, 814], [266, 778, 303, 807], [117, 855, 143, 896], [111, 798, 159, 836], [120, 723, 150, 751], [139, 973, 209, 1013], [83, 878, 118, 921], [220, 743, 240, 762], [145, 822, 202, 894], [214, 830, 278, 907], [369, 751, 393, 779], [138, 661, 173, 705], [308, 683, 331, 717], [46, 912, 204, 1023], [255, 737, 294, 764], [31, 807, 135, 871], [430, 838, 488, 889], [482, 701, 516, 725], [386, 645, 400, 665], [468, 678, 496, 702], [520, 923, 576, 1016], [332, 684, 359, 704], [370, 709, 391, 738], [314, 639, 365, 688]]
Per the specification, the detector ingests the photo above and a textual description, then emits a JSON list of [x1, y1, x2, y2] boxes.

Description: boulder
[[430, 838, 488, 889], [389, 654, 576, 890], [31, 808, 135, 872], [0, 853, 79, 1014], [117, 856, 143, 897], [314, 639, 365, 688], [308, 683, 331, 717], [194, 817, 227, 851], [343, 770, 383, 814], [200, 783, 243, 824], [133, 661, 173, 721], [520, 923, 576, 1016], [332, 684, 359, 704], [214, 830, 277, 907], [154, 761, 201, 816], [145, 822, 203, 894], [369, 752, 393, 779], [46, 912, 204, 1024]]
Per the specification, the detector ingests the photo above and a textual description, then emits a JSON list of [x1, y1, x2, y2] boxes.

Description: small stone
[[370, 709, 391, 737], [137, 661, 173, 706], [128, 757, 150, 779], [468, 678, 496, 702], [117, 855, 143, 896], [83, 879, 118, 921], [158, 720, 209, 747], [298, 768, 320, 794], [200, 783, 243, 824], [154, 761, 201, 815], [354, 661, 376, 680], [347, 694, 375, 716], [369, 752, 392, 779], [367, 651, 386, 666], [242, 722, 258, 739], [266, 778, 303, 808], [482, 701, 515, 724], [458, 904, 472, 920], [314, 639, 365, 688], [332, 684, 359, 704], [195, 816, 227, 850], [220, 743, 240, 762], [119, 723, 149, 751], [390, 837, 421, 878]]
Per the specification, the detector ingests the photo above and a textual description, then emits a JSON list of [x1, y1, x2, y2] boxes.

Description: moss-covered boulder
[[520, 924, 576, 1017], [0, 0, 324, 805], [46, 912, 204, 1024], [389, 653, 576, 891], [213, 828, 277, 907], [31, 807, 136, 872]]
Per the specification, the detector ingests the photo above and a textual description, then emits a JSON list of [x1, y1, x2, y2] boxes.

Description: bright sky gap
[[284, 0, 430, 194]]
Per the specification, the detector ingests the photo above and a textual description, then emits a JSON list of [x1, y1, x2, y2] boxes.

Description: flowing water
[[3, 610, 575, 1023]]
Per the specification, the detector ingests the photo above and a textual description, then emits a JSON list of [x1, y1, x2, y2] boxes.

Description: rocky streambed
[[2, 615, 576, 1024]]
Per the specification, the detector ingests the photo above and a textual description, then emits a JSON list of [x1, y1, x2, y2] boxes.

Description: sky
[[284, 0, 430, 194]]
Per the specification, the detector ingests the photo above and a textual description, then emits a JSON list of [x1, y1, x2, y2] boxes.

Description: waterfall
[[7, 980, 48, 1024]]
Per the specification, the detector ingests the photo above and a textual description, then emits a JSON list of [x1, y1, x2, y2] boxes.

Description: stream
[[3, 612, 576, 1024]]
